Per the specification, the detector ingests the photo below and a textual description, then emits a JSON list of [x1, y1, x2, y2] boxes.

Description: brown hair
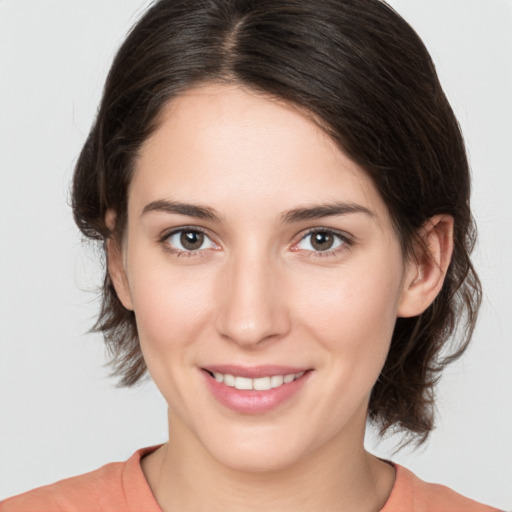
[[72, 0, 481, 445]]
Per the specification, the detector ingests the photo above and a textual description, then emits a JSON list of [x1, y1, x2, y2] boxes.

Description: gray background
[[1, 1, 511, 509]]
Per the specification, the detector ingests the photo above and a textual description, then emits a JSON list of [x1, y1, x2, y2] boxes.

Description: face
[[111, 83, 419, 472]]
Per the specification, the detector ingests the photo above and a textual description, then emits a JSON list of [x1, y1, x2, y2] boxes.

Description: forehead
[[130, 83, 390, 224]]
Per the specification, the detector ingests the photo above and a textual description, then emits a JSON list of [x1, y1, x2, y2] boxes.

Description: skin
[[108, 83, 453, 511]]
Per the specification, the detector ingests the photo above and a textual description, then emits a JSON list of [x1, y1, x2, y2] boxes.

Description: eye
[[164, 229, 217, 252], [296, 229, 347, 252]]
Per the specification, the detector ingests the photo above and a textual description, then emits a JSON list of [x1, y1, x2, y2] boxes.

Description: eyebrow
[[281, 202, 374, 223], [141, 199, 373, 224], [141, 200, 223, 222]]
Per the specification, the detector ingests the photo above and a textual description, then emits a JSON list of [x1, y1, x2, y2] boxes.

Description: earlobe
[[397, 215, 454, 318], [105, 210, 134, 311]]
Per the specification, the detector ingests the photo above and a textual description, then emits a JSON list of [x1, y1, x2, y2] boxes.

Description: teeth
[[235, 376, 253, 390], [270, 375, 284, 388], [283, 373, 295, 384], [253, 376, 271, 390], [211, 371, 305, 391], [223, 374, 235, 387]]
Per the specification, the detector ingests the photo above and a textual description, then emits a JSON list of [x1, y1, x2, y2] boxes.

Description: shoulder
[[0, 462, 126, 512], [382, 463, 502, 512], [0, 446, 162, 512]]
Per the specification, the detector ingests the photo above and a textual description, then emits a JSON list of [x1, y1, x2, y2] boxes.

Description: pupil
[[181, 231, 204, 250], [312, 232, 333, 251]]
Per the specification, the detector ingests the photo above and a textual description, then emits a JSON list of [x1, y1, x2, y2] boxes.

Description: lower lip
[[203, 371, 311, 414]]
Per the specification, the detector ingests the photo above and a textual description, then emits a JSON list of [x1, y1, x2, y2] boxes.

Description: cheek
[[125, 249, 216, 356], [125, 251, 219, 410], [299, 267, 401, 329], [292, 253, 404, 370]]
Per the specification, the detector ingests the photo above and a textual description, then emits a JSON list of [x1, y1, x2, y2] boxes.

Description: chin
[[212, 443, 307, 474], [195, 422, 319, 474]]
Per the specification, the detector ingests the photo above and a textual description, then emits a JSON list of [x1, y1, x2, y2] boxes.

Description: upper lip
[[202, 365, 310, 379]]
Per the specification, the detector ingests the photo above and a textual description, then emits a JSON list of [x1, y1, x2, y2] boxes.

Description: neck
[[142, 412, 395, 512]]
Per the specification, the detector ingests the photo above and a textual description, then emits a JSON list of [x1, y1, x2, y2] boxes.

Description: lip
[[202, 365, 309, 379], [201, 366, 312, 415]]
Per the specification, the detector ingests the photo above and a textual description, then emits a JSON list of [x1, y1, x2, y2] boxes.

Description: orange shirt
[[0, 446, 500, 512]]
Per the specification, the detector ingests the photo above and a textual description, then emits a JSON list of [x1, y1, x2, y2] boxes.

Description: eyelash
[[293, 228, 352, 258], [159, 227, 353, 258], [160, 226, 218, 257]]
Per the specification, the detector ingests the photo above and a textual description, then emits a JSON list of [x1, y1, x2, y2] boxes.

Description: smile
[[209, 371, 305, 391], [202, 366, 312, 414]]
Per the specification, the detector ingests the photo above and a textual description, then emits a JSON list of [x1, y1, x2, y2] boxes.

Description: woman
[[0, 0, 504, 510]]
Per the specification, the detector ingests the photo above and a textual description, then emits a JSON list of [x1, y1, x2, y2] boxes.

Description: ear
[[105, 210, 134, 311], [397, 214, 454, 318]]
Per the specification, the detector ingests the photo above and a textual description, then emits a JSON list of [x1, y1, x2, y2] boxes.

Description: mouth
[[204, 369, 306, 391], [201, 366, 312, 414]]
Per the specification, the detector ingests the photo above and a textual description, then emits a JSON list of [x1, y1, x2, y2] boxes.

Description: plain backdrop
[[0, 0, 511, 509]]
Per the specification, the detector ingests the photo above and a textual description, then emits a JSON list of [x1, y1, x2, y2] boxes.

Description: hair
[[72, 0, 481, 445]]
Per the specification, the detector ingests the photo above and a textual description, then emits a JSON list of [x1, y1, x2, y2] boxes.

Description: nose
[[214, 249, 291, 348]]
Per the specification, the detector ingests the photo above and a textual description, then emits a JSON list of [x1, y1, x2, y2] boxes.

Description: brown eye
[[296, 229, 346, 253], [310, 231, 334, 251], [165, 229, 216, 252], [180, 231, 204, 250]]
